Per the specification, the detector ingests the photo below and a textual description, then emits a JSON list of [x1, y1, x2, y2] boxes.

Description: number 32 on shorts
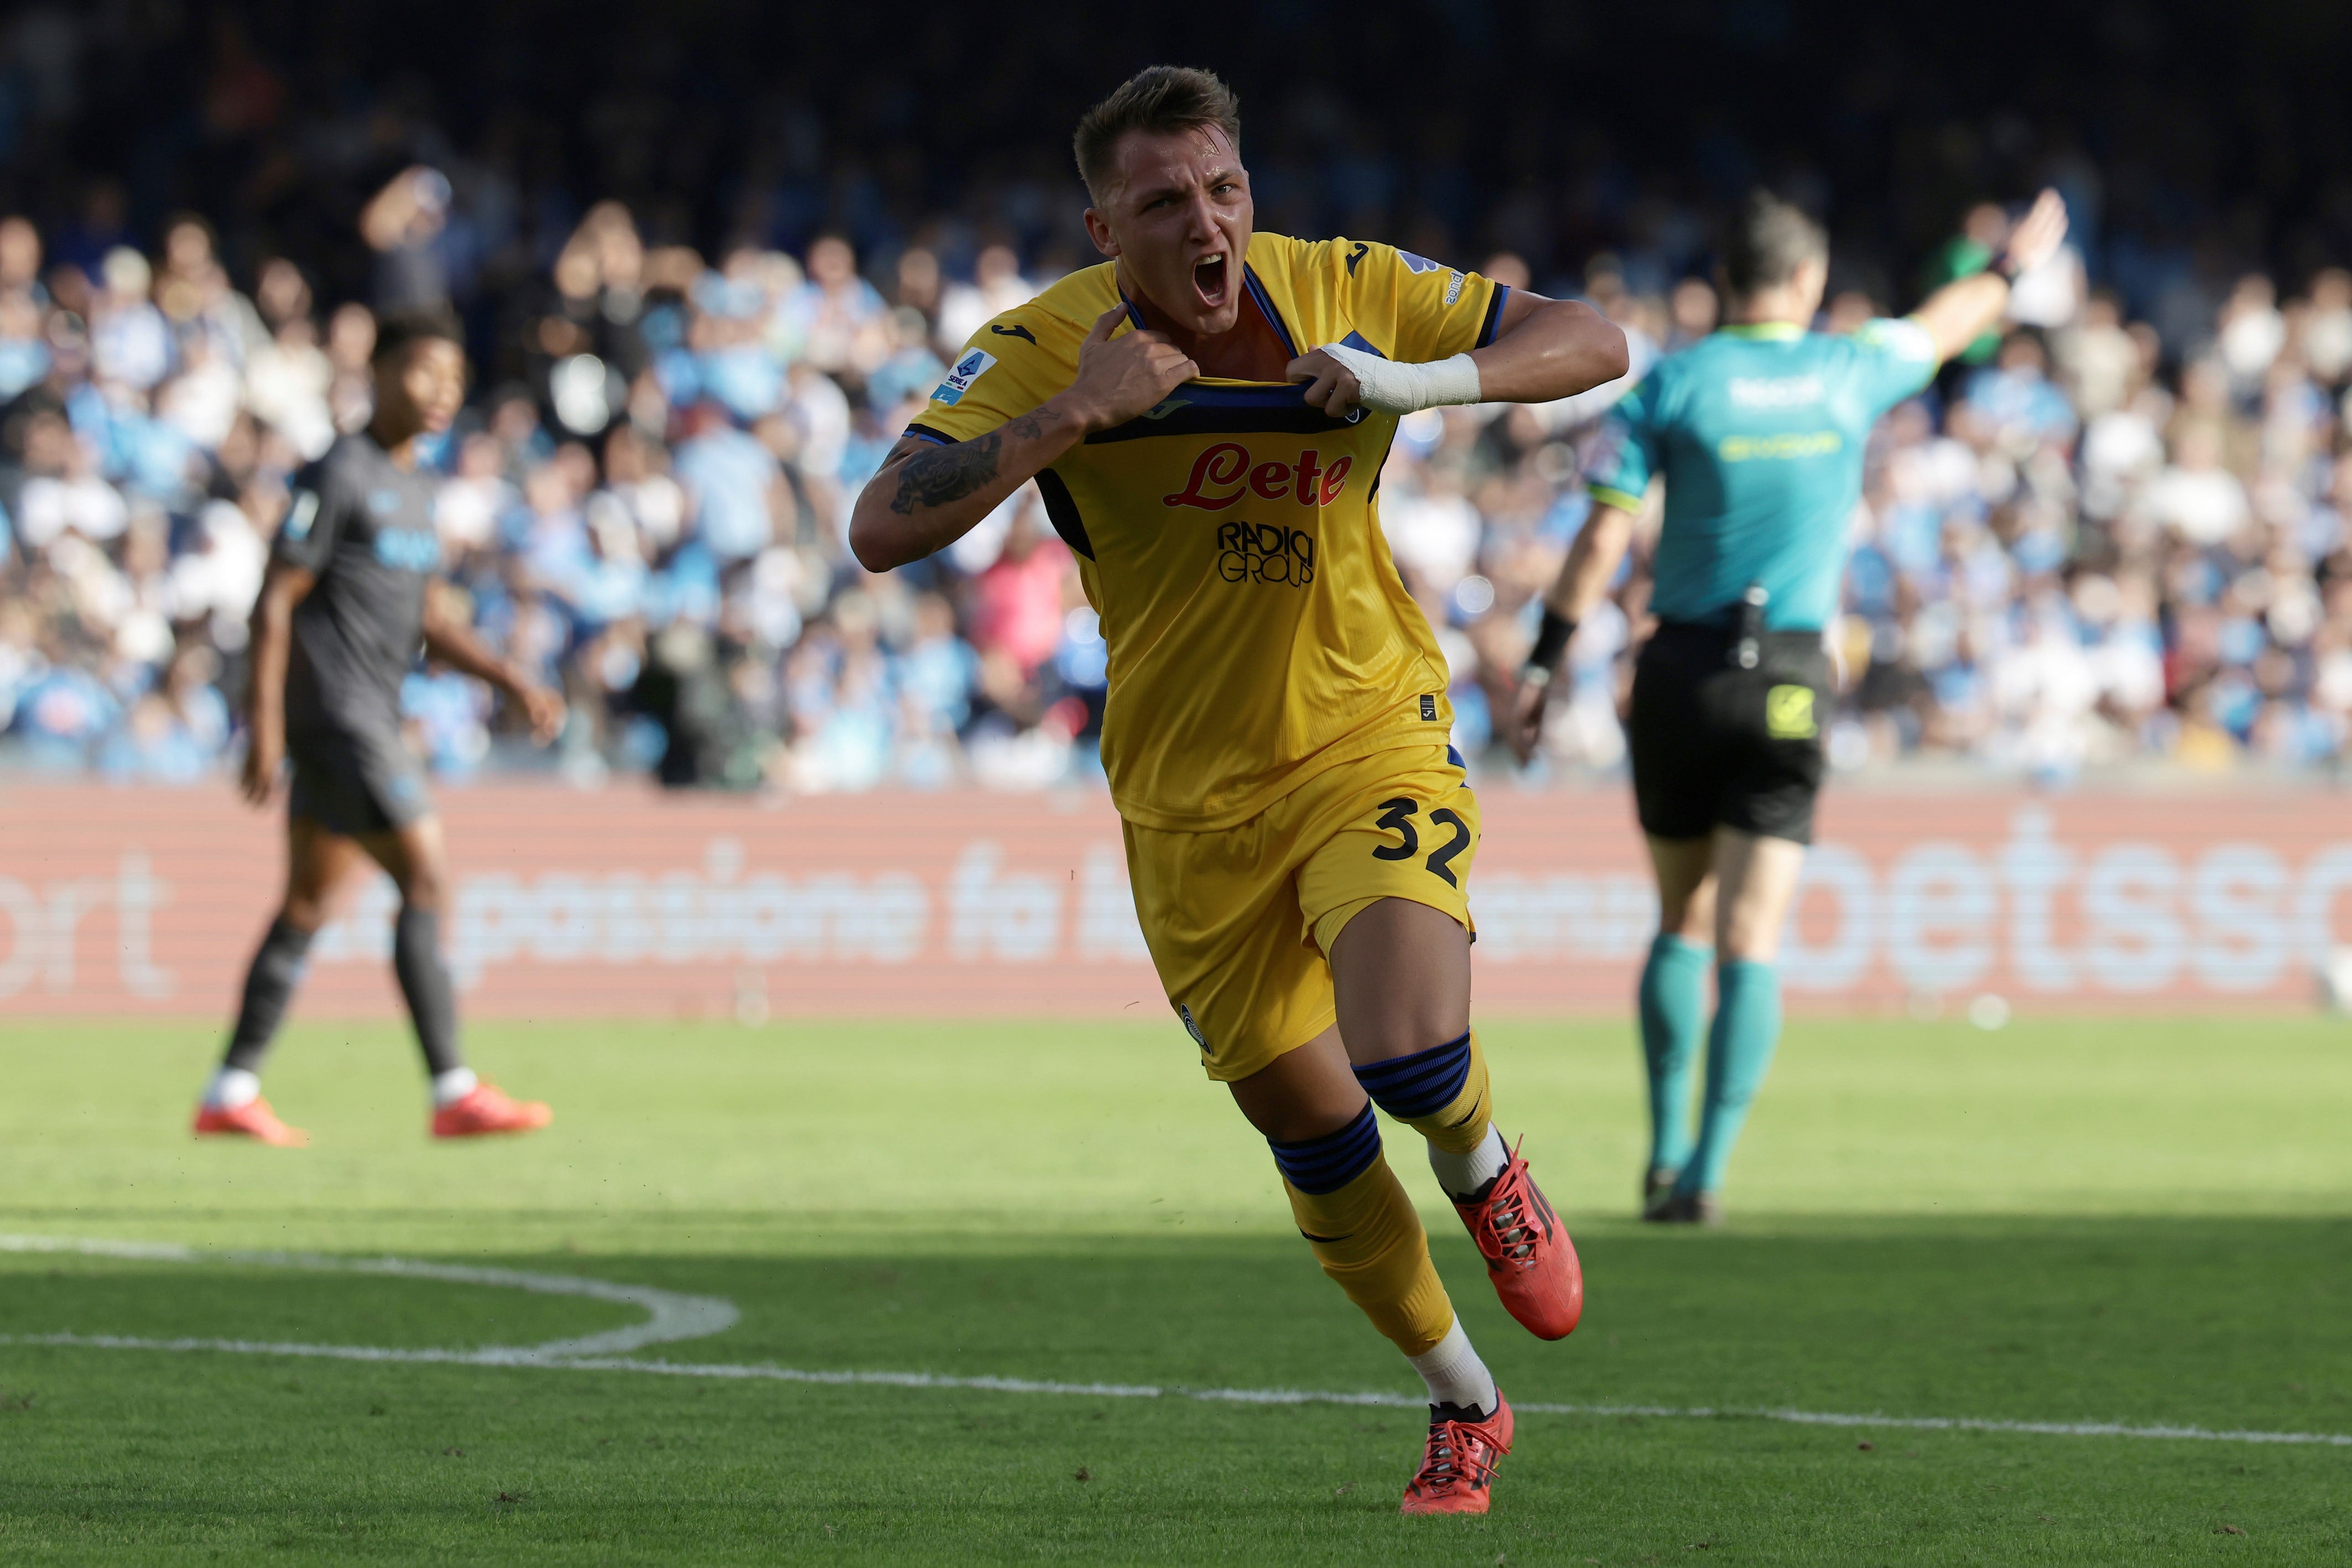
[[1369, 798, 1474, 886]]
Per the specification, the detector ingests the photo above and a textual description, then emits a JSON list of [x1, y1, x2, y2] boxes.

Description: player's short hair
[[371, 306, 466, 367], [1073, 66, 1242, 201], [1720, 191, 1828, 296]]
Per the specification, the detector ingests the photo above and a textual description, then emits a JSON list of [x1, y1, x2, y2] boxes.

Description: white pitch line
[[6, 1333, 2347, 1450], [0, 1233, 736, 1356], [4, 1237, 2348, 1450]]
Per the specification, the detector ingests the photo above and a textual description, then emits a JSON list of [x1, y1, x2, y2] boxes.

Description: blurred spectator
[[8, 150, 2352, 794], [359, 167, 454, 313], [673, 401, 782, 564], [782, 235, 888, 375], [936, 244, 1037, 350], [967, 494, 1069, 677]]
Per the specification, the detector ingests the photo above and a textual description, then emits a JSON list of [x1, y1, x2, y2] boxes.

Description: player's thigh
[[1646, 834, 1716, 941], [355, 815, 450, 910], [1326, 899, 1470, 1066], [1711, 829, 1807, 962], [1293, 748, 1479, 1061], [1122, 818, 1333, 1084]]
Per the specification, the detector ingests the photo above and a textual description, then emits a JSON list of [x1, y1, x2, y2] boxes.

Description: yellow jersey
[[908, 232, 1507, 831]]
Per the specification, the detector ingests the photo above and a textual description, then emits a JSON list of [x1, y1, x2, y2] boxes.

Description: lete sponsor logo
[[1163, 442, 1354, 511]]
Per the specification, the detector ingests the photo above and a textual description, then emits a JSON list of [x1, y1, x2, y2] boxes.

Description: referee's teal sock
[[1638, 934, 1711, 1175], [1676, 959, 1782, 1197]]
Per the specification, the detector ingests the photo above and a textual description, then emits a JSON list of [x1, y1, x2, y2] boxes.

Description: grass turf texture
[[0, 1017, 2346, 1565]]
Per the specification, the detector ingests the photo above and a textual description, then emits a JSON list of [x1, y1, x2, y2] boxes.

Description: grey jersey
[[273, 433, 443, 734]]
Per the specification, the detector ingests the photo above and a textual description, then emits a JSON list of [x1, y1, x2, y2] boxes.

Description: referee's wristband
[[1522, 608, 1577, 686]]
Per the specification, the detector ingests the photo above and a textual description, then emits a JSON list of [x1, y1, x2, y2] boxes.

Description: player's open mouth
[[1191, 253, 1230, 309]]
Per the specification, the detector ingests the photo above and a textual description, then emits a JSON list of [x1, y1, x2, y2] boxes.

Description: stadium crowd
[[5, 190, 2352, 791]]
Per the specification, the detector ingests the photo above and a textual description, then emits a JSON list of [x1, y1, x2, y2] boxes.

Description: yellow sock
[[1283, 1154, 1455, 1357], [1355, 1029, 1492, 1156]]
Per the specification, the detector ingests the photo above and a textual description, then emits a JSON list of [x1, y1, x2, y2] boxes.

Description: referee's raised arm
[[1908, 188, 2069, 362]]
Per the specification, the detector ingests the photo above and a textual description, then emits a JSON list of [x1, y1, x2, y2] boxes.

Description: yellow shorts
[[1123, 743, 1481, 1082]]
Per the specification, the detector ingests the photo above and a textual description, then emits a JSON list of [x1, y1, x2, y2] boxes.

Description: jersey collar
[[1718, 321, 1806, 341], [1116, 263, 1299, 361]]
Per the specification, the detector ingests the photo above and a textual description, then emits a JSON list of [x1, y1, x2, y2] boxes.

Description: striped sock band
[[1268, 1104, 1385, 1196], [1351, 1032, 1472, 1120]]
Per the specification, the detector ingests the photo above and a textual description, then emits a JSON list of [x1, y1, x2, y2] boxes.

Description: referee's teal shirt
[[1584, 318, 1939, 632]]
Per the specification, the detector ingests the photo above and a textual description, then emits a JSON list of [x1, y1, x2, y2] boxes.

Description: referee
[[1510, 189, 2068, 1222]]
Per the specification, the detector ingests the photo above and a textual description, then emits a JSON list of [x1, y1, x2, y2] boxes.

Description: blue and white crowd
[[5, 192, 2352, 790]]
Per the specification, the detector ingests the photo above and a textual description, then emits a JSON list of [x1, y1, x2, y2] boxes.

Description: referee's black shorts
[[287, 721, 434, 838], [1626, 621, 1831, 846]]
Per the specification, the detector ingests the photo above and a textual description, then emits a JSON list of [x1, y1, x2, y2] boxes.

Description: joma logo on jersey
[[1163, 442, 1354, 510], [1215, 520, 1317, 587]]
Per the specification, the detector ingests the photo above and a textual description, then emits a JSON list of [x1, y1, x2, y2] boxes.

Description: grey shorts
[[287, 723, 433, 837]]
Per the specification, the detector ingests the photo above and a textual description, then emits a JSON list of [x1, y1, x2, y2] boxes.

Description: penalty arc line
[[3, 1235, 2347, 1451]]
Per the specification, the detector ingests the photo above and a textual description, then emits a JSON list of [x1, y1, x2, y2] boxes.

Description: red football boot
[[1454, 1139, 1581, 1340], [430, 1082, 553, 1139], [191, 1097, 309, 1147], [1399, 1392, 1514, 1515]]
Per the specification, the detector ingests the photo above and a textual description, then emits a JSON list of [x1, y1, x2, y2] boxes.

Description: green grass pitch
[[2, 1013, 2348, 1565]]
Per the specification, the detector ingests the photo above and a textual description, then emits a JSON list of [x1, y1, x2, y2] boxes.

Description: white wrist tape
[[1312, 342, 1483, 415]]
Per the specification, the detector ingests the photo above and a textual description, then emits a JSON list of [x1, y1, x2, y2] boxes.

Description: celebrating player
[[1510, 189, 2070, 1222], [850, 68, 1627, 1515], [193, 310, 566, 1147]]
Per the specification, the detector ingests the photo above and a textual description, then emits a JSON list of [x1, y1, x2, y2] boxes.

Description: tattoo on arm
[[884, 413, 1049, 516]]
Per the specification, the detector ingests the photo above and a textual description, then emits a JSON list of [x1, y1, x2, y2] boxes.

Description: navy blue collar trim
[[1120, 265, 1296, 356], [1241, 264, 1298, 357]]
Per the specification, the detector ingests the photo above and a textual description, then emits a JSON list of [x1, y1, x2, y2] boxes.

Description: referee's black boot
[[1642, 1189, 1723, 1227]]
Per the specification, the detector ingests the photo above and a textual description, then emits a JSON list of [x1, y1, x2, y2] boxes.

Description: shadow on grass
[[3, 1218, 2350, 1566], [8, 1213, 2346, 1437]]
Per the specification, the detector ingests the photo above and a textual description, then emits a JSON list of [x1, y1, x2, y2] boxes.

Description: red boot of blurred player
[[430, 1081, 553, 1138]]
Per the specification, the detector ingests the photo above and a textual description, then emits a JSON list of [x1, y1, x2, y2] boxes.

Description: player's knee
[[1716, 911, 1781, 963], [1342, 1010, 1464, 1066], [397, 864, 450, 913], [277, 895, 331, 933], [1669, 891, 1716, 943]]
